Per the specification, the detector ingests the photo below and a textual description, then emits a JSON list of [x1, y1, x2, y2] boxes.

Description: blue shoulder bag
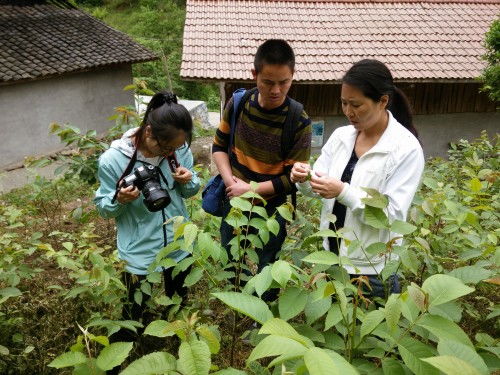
[[201, 88, 254, 216]]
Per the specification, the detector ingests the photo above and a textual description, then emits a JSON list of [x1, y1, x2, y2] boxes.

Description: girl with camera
[[291, 59, 424, 299], [94, 91, 200, 344]]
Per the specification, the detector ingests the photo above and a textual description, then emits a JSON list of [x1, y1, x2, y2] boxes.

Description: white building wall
[[314, 112, 499, 159]]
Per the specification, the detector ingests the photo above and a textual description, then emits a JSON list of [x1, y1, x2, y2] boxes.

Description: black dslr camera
[[121, 165, 171, 212]]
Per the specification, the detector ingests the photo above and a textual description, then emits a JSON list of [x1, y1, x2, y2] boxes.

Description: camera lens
[[142, 180, 171, 212]]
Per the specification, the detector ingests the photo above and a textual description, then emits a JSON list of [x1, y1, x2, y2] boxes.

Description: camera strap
[[111, 148, 138, 204]]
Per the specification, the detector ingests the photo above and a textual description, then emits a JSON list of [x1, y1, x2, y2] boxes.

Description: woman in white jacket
[[291, 59, 424, 298]]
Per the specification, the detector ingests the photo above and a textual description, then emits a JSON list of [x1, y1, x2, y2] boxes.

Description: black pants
[[220, 199, 287, 302], [109, 267, 190, 343]]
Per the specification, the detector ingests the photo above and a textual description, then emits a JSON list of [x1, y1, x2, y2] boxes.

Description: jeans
[[220, 198, 287, 301]]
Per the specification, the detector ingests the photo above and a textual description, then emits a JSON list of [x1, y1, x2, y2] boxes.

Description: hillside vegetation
[[78, 0, 220, 110]]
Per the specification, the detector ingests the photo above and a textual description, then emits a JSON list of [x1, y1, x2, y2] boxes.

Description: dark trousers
[[352, 273, 401, 299], [220, 199, 286, 301], [109, 267, 190, 343]]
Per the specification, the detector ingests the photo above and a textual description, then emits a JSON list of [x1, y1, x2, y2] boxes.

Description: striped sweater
[[213, 90, 311, 204]]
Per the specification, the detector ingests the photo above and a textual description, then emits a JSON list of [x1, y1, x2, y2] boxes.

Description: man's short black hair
[[254, 39, 295, 73]]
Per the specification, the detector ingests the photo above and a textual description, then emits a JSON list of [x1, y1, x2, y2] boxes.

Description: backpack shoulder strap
[[281, 98, 303, 220], [281, 97, 303, 160], [228, 87, 258, 160]]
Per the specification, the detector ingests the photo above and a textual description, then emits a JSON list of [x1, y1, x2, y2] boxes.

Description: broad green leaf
[[146, 271, 162, 284], [364, 206, 389, 229], [325, 349, 360, 375], [333, 281, 348, 317], [365, 242, 386, 256], [295, 325, 325, 344], [212, 292, 273, 324], [96, 342, 133, 371], [120, 352, 177, 375], [448, 266, 493, 285], [230, 197, 253, 212], [391, 220, 417, 235], [279, 287, 308, 321], [184, 267, 203, 287], [401, 291, 421, 323], [277, 204, 294, 222], [416, 314, 473, 347], [212, 369, 247, 375], [73, 358, 105, 375], [177, 339, 211, 375], [438, 340, 489, 375], [311, 229, 338, 238], [183, 224, 198, 248], [428, 301, 462, 322], [407, 283, 427, 312], [469, 177, 482, 192], [254, 266, 273, 297], [266, 218, 280, 236], [414, 237, 430, 252], [304, 347, 339, 375], [196, 325, 220, 354], [361, 188, 389, 208], [324, 304, 343, 331], [305, 294, 331, 325], [422, 356, 481, 375], [398, 336, 439, 375], [144, 320, 185, 337], [271, 260, 292, 287], [0, 345, 9, 355], [91, 336, 109, 347], [247, 335, 307, 363], [304, 347, 359, 375], [381, 358, 406, 375], [302, 251, 339, 265], [385, 294, 402, 332], [360, 309, 385, 339], [0, 287, 22, 303], [259, 318, 313, 348], [422, 274, 474, 307], [48, 351, 87, 369]]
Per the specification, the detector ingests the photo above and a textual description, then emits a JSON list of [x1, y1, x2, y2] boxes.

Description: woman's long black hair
[[342, 59, 419, 139], [133, 91, 193, 148]]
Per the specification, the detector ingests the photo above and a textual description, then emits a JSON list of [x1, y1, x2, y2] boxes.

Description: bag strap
[[281, 98, 303, 160], [111, 148, 138, 204], [228, 87, 257, 161], [281, 98, 303, 219]]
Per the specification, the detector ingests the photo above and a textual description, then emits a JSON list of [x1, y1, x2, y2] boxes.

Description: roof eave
[[0, 58, 158, 87], [180, 77, 483, 84]]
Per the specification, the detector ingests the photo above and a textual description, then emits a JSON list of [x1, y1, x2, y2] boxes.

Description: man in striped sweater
[[212, 39, 312, 298]]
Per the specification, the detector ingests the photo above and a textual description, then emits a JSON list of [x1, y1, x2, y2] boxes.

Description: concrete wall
[[0, 65, 134, 170], [313, 112, 499, 158]]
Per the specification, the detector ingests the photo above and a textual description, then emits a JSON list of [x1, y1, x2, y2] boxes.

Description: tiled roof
[[181, 0, 500, 82], [0, 0, 157, 84]]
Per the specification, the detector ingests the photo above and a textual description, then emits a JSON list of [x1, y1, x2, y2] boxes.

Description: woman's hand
[[309, 171, 344, 199], [225, 176, 250, 198], [172, 166, 192, 184], [291, 162, 311, 183], [117, 185, 140, 204]]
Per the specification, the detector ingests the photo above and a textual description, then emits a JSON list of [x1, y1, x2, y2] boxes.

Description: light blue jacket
[[94, 128, 200, 275]]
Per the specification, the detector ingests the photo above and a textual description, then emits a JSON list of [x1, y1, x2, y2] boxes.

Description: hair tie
[[163, 92, 178, 105]]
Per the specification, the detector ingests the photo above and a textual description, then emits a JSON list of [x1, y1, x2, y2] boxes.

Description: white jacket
[[297, 111, 424, 274]]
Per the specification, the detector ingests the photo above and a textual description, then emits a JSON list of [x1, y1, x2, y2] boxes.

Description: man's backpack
[[229, 87, 304, 217]]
